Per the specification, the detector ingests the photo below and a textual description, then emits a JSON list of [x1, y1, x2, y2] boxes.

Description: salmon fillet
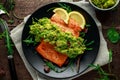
[[51, 14, 81, 37], [36, 41, 68, 67]]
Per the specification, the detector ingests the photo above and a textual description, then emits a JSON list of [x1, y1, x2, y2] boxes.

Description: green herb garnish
[[0, 3, 9, 15], [108, 49, 112, 73], [5, 30, 13, 55], [90, 64, 110, 80], [84, 40, 94, 50], [58, 3, 72, 13], [45, 59, 74, 73], [23, 35, 37, 46], [86, 40, 94, 46], [80, 32, 86, 37], [8, 19, 14, 24], [0, 32, 5, 39], [107, 27, 120, 43], [0, 19, 13, 55], [4, 0, 15, 11], [85, 24, 91, 28], [47, 3, 72, 13], [89, 49, 117, 80]]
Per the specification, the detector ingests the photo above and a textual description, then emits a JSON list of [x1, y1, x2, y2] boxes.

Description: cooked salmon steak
[[36, 40, 68, 67]]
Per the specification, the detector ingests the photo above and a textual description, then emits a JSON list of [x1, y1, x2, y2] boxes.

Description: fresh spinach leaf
[[107, 27, 120, 43]]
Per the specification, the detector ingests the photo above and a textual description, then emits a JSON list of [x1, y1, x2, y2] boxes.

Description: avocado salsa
[[91, 0, 116, 9], [29, 18, 86, 58]]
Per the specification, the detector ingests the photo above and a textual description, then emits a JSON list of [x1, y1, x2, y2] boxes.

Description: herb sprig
[[90, 49, 117, 80], [0, 19, 13, 55], [0, 3, 9, 15], [45, 59, 74, 73], [0, 32, 5, 39], [4, 0, 15, 11], [58, 3, 72, 13], [23, 35, 37, 46], [47, 3, 72, 13]]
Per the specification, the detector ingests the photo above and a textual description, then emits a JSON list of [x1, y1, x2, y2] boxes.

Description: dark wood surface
[[0, 0, 120, 80]]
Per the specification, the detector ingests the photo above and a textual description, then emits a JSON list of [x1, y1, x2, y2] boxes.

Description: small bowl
[[89, 0, 119, 11]]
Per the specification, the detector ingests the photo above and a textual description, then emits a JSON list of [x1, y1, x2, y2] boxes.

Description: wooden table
[[0, 0, 120, 80]]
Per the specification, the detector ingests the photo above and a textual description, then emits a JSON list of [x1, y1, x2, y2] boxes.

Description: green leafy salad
[[27, 18, 86, 58]]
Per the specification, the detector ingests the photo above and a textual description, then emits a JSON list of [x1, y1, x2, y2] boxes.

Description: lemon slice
[[53, 8, 69, 23], [68, 11, 86, 29]]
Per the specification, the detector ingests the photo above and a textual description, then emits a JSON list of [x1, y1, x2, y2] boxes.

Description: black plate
[[22, 2, 100, 79]]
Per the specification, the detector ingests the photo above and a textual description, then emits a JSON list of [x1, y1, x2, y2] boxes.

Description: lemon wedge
[[53, 8, 69, 24], [68, 11, 86, 29]]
